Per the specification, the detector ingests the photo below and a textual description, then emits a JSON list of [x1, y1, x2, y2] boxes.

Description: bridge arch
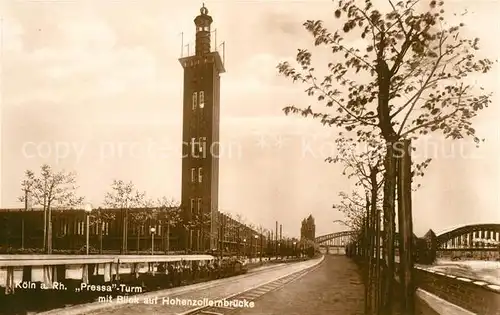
[[436, 224, 500, 249], [315, 231, 356, 247], [315, 223, 500, 250]]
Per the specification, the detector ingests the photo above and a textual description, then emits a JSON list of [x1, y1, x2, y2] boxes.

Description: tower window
[[198, 198, 202, 213], [190, 198, 195, 212], [203, 26, 210, 32], [198, 167, 203, 183], [199, 91, 205, 108], [191, 137, 197, 156], [199, 137, 207, 155], [191, 168, 196, 182], [192, 92, 197, 110]]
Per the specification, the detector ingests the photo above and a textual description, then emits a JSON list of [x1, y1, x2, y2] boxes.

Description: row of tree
[[278, 0, 493, 314], [17, 164, 263, 255]]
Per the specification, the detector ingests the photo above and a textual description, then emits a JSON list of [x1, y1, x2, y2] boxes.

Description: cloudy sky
[[1, 0, 499, 238]]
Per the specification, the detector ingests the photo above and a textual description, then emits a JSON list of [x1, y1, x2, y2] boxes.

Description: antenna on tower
[[213, 29, 217, 52], [180, 32, 184, 57], [219, 41, 225, 66]]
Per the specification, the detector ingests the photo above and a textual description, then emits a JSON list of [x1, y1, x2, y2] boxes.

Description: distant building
[[300, 215, 316, 241], [0, 207, 263, 254]]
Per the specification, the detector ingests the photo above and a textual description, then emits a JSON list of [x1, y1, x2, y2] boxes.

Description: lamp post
[[243, 238, 246, 259], [254, 235, 258, 262], [150, 227, 156, 255], [84, 204, 92, 255]]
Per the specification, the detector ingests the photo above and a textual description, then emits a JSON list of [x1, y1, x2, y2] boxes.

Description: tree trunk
[[99, 221, 103, 254], [382, 144, 397, 313], [120, 208, 125, 254], [137, 227, 140, 254], [365, 195, 373, 315], [369, 167, 379, 315], [369, 167, 380, 315], [43, 182, 47, 252], [376, 210, 382, 313], [43, 206, 47, 251], [166, 223, 170, 253], [47, 203, 52, 254], [397, 140, 415, 315], [124, 209, 128, 254]]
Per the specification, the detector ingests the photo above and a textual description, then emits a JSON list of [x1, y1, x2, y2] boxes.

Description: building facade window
[[191, 168, 196, 182], [198, 167, 203, 183], [198, 198, 202, 213], [192, 92, 197, 110], [191, 137, 197, 157], [199, 137, 206, 155], [199, 91, 205, 108], [61, 220, 68, 235], [190, 198, 195, 212], [78, 221, 83, 235]]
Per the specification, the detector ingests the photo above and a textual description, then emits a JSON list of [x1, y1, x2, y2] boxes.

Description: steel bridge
[[437, 223, 500, 250], [315, 223, 500, 251], [315, 230, 356, 248]]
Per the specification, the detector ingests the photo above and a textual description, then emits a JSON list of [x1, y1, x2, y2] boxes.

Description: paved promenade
[[233, 255, 365, 315]]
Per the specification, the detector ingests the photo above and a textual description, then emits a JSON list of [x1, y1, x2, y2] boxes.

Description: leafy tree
[[329, 136, 384, 313], [19, 164, 83, 253], [278, 1, 493, 313], [103, 180, 144, 254], [333, 190, 368, 232]]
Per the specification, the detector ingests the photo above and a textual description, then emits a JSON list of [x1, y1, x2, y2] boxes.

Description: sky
[[1, 0, 499, 239]]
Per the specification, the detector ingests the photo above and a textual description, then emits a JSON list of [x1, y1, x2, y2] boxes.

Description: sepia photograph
[[0, 0, 499, 314]]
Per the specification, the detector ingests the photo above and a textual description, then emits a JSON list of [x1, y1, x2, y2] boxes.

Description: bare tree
[[187, 211, 211, 252], [89, 207, 116, 254], [234, 213, 246, 257], [129, 193, 154, 253], [156, 197, 181, 253], [18, 171, 35, 249], [256, 225, 268, 262], [103, 180, 144, 254], [19, 164, 83, 253]]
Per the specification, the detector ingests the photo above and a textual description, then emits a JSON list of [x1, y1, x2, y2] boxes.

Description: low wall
[[414, 266, 500, 315]]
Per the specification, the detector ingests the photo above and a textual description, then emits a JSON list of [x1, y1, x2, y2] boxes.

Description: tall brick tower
[[179, 4, 225, 252]]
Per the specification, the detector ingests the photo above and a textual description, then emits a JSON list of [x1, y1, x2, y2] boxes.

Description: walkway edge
[[416, 288, 475, 315]]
